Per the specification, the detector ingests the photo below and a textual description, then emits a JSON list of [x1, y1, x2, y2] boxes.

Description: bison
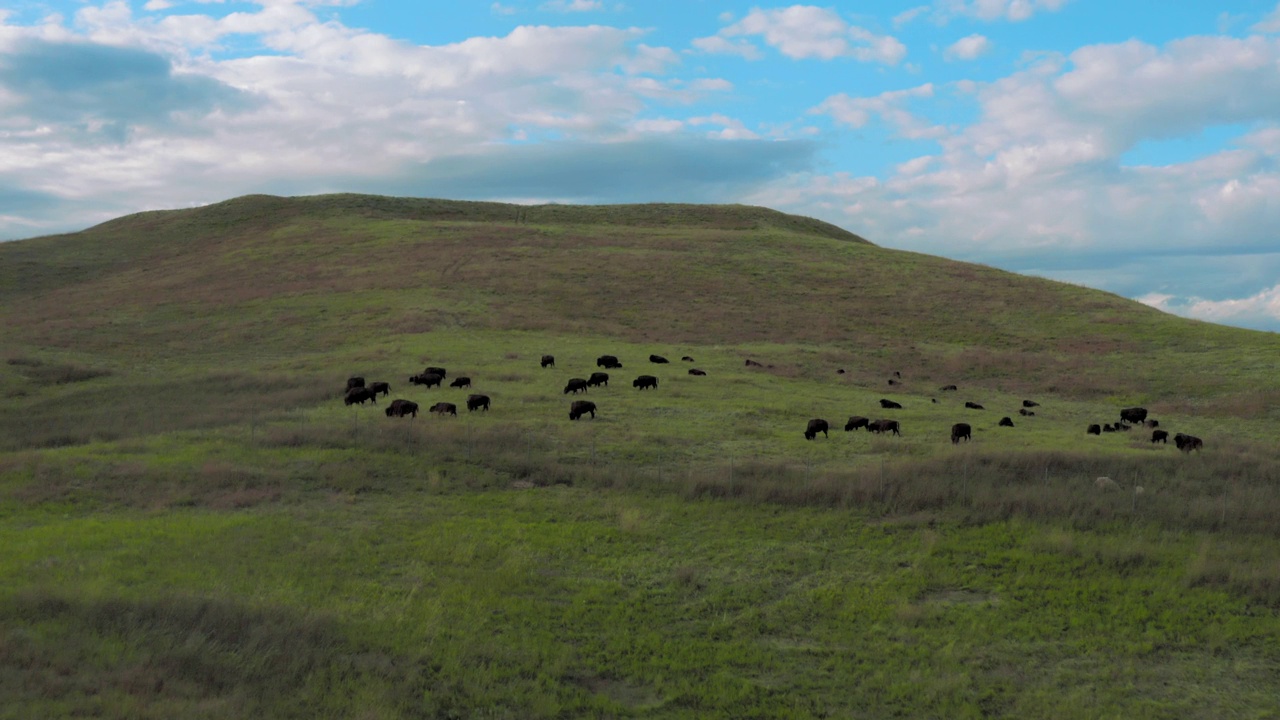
[[1144, 419, 1160, 428], [410, 373, 443, 389], [879, 399, 902, 409], [1102, 424, 1116, 433], [951, 422, 971, 443], [449, 377, 471, 389], [998, 417, 1014, 427], [1019, 408, 1036, 416], [804, 418, 829, 440], [385, 399, 418, 418], [587, 372, 609, 388], [368, 381, 390, 397], [344, 387, 375, 406], [688, 369, 707, 376], [649, 354, 670, 364], [965, 401, 984, 410], [597, 355, 622, 369], [888, 379, 899, 386], [1175, 433, 1203, 452], [633, 375, 658, 390], [424, 366, 447, 379], [681, 356, 694, 362], [569, 400, 596, 420], [1151, 429, 1169, 444], [1120, 407, 1148, 425], [563, 378, 589, 395], [429, 401, 457, 416], [844, 416, 870, 432], [940, 384, 958, 391], [868, 419, 901, 436], [744, 359, 763, 367], [346, 376, 365, 390], [1022, 400, 1039, 408], [467, 394, 490, 412], [540, 355, 555, 369], [1087, 424, 1101, 435]]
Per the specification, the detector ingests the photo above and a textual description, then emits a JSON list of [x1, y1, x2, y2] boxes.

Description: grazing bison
[[563, 378, 589, 395], [424, 366, 447, 379], [745, 359, 763, 367], [597, 355, 622, 369], [587, 372, 609, 388], [1151, 429, 1169, 444], [1022, 400, 1039, 408], [368, 381, 390, 397], [650, 354, 670, 364], [1175, 433, 1203, 452], [449, 377, 471, 389], [804, 418, 829, 440], [541, 355, 555, 369], [385, 399, 418, 418], [1144, 419, 1160, 428], [940, 384, 958, 391], [467, 394, 490, 412], [410, 373, 443, 389], [569, 400, 596, 420], [429, 401, 457, 416], [868, 419, 901, 436], [688, 368, 707, 376], [965, 401, 984, 410], [346, 376, 365, 390], [844, 416, 870, 432], [1087, 424, 1101, 435], [1019, 408, 1036, 416], [999, 417, 1014, 427], [344, 387, 375, 406], [633, 375, 658, 390], [879, 399, 902, 409], [681, 356, 694, 362], [1120, 407, 1148, 425], [951, 422, 971, 444], [1102, 424, 1116, 433]]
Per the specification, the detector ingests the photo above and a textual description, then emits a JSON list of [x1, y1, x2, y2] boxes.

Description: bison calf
[[540, 355, 555, 369], [804, 418, 829, 440], [569, 400, 596, 420], [951, 422, 971, 443], [449, 377, 471, 389], [1151, 429, 1168, 444], [429, 401, 457, 417]]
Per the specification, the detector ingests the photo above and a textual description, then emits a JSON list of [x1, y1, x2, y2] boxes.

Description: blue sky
[[2, 1, 1280, 330]]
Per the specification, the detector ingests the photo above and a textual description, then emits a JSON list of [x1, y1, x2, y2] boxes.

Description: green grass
[[2, 193, 1280, 717]]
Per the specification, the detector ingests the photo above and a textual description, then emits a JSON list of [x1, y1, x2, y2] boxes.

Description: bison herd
[[343, 357, 1206, 454]]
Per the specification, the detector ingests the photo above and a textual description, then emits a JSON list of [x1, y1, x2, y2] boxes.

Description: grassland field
[[1, 194, 1279, 718]]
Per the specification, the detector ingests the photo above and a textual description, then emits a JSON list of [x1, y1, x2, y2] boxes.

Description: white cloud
[[944, 34, 991, 60], [939, 0, 1071, 22], [1141, 286, 1280, 329], [540, 0, 603, 11], [812, 84, 947, 139], [694, 5, 906, 65], [1253, 2, 1280, 33], [893, 6, 929, 27], [491, 3, 518, 16], [688, 114, 759, 139]]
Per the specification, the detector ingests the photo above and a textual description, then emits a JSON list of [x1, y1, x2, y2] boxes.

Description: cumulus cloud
[[540, 0, 603, 12], [1140, 285, 1280, 331], [939, 0, 1071, 22], [1253, 2, 1280, 33], [694, 6, 906, 65], [812, 84, 947, 139], [944, 34, 991, 60]]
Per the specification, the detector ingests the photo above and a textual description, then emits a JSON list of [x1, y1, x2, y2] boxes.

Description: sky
[[2, 1, 1280, 331]]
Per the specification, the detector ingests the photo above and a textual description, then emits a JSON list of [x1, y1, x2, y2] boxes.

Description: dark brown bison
[[368, 381, 390, 397], [346, 376, 365, 390], [1022, 399, 1039, 408], [563, 378, 589, 394], [965, 401, 984, 410], [1120, 407, 1148, 424], [1175, 433, 1203, 452], [804, 418, 829, 440], [1087, 424, 1101, 435], [597, 355, 622, 369], [649, 354, 669, 364], [681, 356, 694, 362], [449, 377, 471, 389], [633, 375, 658, 390], [868, 419, 901, 436], [587, 372, 609, 388], [429, 402, 457, 416], [940, 384, 957, 391], [998, 417, 1014, 427], [688, 369, 706, 376], [1144, 419, 1160, 428], [1151, 429, 1168, 444], [1102, 424, 1116, 433], [410, 373, 443, 389], [888, 379, 899, 386], [879, 399, 902, 409], [951, 422, 971, 443], [424, 366, 447, 379], [1116, 422, 1132, 432], [844, 416, 870, 431], [541, 355, 555, 368], [1019, 408, 1036, 416], [837, 369, 846, 375], [344, 387, 375, 406], [385, 399, 418, 418], [745, 359, 763, 367], [569, 400, 596, 420], [467, 394, 490, 412]]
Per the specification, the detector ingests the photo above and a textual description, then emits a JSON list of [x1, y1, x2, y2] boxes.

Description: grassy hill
[[2, 194, 1280, 718]]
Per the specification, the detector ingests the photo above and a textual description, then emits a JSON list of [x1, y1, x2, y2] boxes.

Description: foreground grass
[[3, 489, 1279, 719]]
